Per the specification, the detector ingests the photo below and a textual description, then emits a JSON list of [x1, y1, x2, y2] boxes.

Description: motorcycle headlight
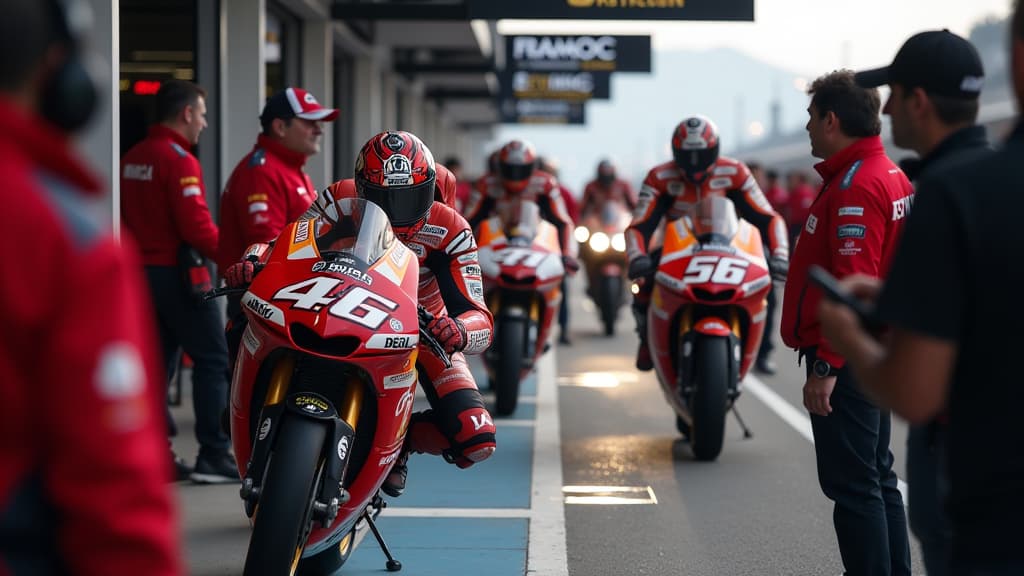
[[611, 232, 626, 252], [589, 232, 610, 253], [574, 225, 590, 243]]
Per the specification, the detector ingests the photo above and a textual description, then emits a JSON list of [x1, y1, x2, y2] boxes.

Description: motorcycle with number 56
[[645, 195, 771, 461], [208, 198, 449, 575]]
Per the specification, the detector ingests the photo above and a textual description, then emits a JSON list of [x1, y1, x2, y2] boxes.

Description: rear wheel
[[494, 319, 526, 416], [689, 337, 729, 461], [243, 417, 326, 576]]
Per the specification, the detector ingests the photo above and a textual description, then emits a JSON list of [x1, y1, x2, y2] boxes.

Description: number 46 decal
[[273, 277, 397, 329], [683, 255, 749, 285]]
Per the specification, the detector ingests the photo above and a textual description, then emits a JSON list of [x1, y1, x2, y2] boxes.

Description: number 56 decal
[[683, 255, 749, 285], [273, 277, 398, 329]]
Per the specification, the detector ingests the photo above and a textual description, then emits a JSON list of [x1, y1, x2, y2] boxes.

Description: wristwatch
[[812, 359, 837, 378]]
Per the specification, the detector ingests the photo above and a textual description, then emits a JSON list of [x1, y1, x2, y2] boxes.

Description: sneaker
[[558, 333, 572, 346], [190, 452, 240, 484], [171, 453, 193, 483], [636, 342, 653, 371], [381, 450, 410, 498], [755, 356, 777, 376]]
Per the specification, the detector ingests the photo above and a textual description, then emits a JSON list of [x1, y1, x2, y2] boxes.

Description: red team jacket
[[781, 136, 914, 367], [217, 134, 317, 272], [120, 125, 219, 265], [0, 100, 180, 574]]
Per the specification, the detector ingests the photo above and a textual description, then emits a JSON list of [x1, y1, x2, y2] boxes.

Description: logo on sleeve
[[891, 195, 914, 220], [805, 214, 818, 234], [840, 160, 862, 190], [837, 206, 864, 217], [837, 224, 866, 239]]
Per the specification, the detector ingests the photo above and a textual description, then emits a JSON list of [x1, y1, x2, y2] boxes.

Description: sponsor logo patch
[[182, 185, 201, 198], [892, 195, 914, 220], [460, 264, 482, 278], [94, 343, 145, 400], [384, 369, 416, 389], [838, 206, 864, 217], [805, 214, 818, 234], [708, 177, 732, 189], [838, 239, 862, 256], [123, 164, 153, 181], [180, 176, 199, 185], [247, 193, 268, 202], [311, 261, 372, 284], [366, 333, 419, 350], [249, 201, 268, 214], [837, 224, 866, 239], [840, 160, 862, 189], [242, 325, 261, 356], [294, 219, 310, 243], [457, 251, 478, 264], [467, 279, 484, 302], [258, 418, 271, 440]]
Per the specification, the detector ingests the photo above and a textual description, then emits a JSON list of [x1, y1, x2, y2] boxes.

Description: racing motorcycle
[[477, 201, 565, 416], [208, 198, 449, 575], [645, 195, 770, 461], [574, 201, 632, 336]]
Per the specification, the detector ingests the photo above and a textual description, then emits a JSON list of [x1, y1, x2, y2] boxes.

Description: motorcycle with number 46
[[207, 198, 450, 575], [477, 201, 565, 416], [644, 195, 770, 461]]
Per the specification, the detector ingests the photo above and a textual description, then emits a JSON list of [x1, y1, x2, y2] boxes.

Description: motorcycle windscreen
[[312, 197, 397, 266], [498, 200, 542, 245], [690, 195, 739, 243]]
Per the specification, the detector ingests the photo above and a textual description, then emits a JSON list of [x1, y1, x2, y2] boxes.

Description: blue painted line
[[345, 518, 527, 575], [396, 425, 533, 509]]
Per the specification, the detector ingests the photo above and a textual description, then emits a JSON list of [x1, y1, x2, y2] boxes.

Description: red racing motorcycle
[[645, 196, 770, 461], [574, 201, 632, 336], [208, 199, 449, 575], [477, 201, 565, 416]]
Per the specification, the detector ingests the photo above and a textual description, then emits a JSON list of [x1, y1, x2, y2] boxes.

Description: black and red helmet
[[354, 131, 436, 238], [498, 139, 537, 193], [597, 159, 616, 185], [671, 115, 720, 182]]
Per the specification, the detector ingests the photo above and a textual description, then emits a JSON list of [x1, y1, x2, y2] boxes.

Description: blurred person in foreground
[[626, 116, 789, 372], [538, 155, 578, 345], [444, 155, 472, 211], [820, 16, 1024, 575], [0, 0, 180, 572], [785, 169, 817, 244], [849, 28, 991, 576], [781, 70, 912, 576], [747, 161, 789, 375], [120, 79, 235, 484]]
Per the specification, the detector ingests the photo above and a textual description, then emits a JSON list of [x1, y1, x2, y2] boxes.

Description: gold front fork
[[338, 378, 363, 430], [264, 353, 296, 407]]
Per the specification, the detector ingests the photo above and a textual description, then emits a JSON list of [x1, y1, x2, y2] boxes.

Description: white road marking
[[527, 352, 569, 575], [384, 507, 530, 518], [744, 374, 909, 503]]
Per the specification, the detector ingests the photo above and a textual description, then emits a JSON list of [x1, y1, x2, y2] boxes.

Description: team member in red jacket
[[217, 86, 338, 279], [120, 80, 235, 483], [781, 70, 912, 576], [626, 115, 790, 371], [0, 0, 180, 572], [226, 131, 496, 498]]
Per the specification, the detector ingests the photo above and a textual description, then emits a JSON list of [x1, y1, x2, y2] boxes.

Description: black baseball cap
[[854, 29, 984, 100]]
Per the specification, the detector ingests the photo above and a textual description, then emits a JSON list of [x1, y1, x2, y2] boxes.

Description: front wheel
[[243, 417, 327, 576], [689, 337, 729, 461], [599, 274, 623, 336], [494, 318, 527, 416]]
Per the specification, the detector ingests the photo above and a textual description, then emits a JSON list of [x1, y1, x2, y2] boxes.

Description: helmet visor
[[357, 179, 434, 227], [673, 147, 718, 180], [500, 162, 534, 183]]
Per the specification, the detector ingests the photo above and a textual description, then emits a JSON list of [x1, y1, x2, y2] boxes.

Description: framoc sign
[[470, 0, 754, 21], [499, 70, 612, 101], [507, 35, 651, 73]]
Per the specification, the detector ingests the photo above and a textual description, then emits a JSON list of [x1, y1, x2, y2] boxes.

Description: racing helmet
[[671, 115, 720, 183], [498, 139, 537, 193], [597, 159, 616, 185], [354, 130, 436, 240]]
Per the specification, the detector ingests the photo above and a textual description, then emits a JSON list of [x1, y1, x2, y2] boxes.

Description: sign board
[[506, 35, 651, 73], [500, 99, 586, 125], [470, 0, 754, 21], [500, 70, 611, 101]]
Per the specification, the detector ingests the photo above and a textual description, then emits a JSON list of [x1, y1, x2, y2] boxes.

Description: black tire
[[494, 319, 526, 416], [243, 417, 327, 576], [599, 274, 622, 336], [689, 337, 729, 461], [675, 415, 691, 440]]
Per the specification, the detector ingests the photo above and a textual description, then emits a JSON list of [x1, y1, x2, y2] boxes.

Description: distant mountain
[[495, 47, 815, 193]]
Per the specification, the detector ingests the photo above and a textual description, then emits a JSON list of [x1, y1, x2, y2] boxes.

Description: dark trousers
[[146, 266, 231, 458], [558, 278, 569, 333], [759, 281, 777, 359], [907, 423, 952, 576], [805, 349, 911, 576]]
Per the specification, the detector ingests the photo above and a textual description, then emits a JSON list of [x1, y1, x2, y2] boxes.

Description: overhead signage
[[499, 99, 586, 125], [506, 35, 651, 73], [470, 0, 754, 21], [500, 70, 611, 101]]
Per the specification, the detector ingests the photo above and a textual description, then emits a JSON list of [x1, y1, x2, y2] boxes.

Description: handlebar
[[418, 305, 452, 369], [201, 286, 248, 301]]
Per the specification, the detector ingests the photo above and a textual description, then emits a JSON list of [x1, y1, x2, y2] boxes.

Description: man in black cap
[[851, 29, 991, 576]]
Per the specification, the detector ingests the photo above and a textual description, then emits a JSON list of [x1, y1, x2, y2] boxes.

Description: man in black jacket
[[852, 29, 991, 576]]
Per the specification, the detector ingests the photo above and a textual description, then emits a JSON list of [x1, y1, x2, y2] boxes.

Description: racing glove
[[428, 315, 468, 354], [628, 255, 655, 280], [561, 255, 580, 275], [225, 258, 262, 288], [768, 256, 789, 283]]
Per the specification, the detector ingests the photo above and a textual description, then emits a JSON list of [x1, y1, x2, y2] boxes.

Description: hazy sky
[[492, 0, 1015, 192]]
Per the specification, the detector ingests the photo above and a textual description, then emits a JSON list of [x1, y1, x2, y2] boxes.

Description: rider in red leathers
[[226, 131, 496, 497], [627, 115, 790, 371], [463, 140, 579, 273], [581, 159, 638, 218]]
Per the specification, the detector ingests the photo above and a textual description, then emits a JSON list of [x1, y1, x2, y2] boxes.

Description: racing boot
[[636, 340, 653, 372], [381, 446, 410, 498], [632, 302, 653, 371]]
